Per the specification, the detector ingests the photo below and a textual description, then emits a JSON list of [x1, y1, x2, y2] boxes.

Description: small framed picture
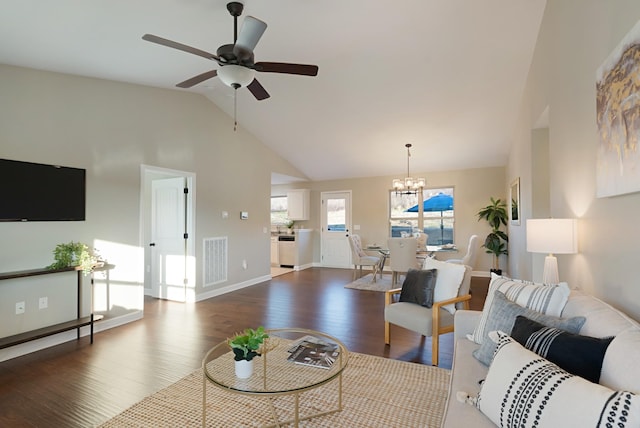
[[240, 211, 248, 220]]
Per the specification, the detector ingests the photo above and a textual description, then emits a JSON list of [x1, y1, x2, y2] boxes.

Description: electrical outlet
[[39, 297, 48, 309], [242, 260, 248, 269], [15, 301, 25, 315]]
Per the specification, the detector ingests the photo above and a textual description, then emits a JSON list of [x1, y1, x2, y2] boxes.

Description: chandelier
[[392, 143, 425, 195]]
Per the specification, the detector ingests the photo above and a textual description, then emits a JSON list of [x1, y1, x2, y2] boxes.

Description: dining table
[[365, 244, 458, 272]]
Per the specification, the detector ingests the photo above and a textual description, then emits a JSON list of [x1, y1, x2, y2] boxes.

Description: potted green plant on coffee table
[[228, 326, 269, 378]]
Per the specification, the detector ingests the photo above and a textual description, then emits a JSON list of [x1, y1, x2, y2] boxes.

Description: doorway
[[321, 191, 352, 268], [141, 165, 196, 302]]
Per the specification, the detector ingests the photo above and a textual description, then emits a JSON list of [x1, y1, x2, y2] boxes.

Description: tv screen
[[0, 158, 86, 222]]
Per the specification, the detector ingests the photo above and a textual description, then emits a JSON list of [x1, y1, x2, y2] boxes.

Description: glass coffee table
[[202, 328, 349, 427]]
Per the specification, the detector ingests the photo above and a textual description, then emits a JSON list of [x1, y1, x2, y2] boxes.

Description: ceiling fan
[[142, 1, 319, 101]]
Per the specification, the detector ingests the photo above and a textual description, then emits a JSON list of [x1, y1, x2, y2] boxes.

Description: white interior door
[[151, 177, 188, 301], [321, 191, 352, 268]]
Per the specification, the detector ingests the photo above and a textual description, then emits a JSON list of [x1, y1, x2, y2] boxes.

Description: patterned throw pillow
[[469, 273, 571, 344], [399, 269, 438, 308], [475, 331, 640, 428], [511, 315, 613, 383], [472, 291, 585, 366]]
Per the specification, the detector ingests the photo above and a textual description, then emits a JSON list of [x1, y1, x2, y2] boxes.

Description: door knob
[[149, 243, 156, 247]]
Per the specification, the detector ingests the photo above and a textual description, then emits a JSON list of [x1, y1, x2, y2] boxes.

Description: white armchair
[[384, 262, 472, 366]]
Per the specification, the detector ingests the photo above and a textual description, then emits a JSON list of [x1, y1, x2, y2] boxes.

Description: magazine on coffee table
[[287, 343, 339, 369], [286, 335, 338, 353]]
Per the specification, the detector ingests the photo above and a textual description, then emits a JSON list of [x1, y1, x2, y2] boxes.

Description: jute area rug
[[344, 274, 399, 292], [99, 351, 450, 427]]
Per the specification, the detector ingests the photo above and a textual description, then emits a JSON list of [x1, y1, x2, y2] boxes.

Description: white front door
[[151, 177, 188, 301], [321, 191, 352, 268]]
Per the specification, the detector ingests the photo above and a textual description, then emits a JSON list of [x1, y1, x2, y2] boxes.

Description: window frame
[[270, 195, 289, 225], [388, 187, 455, 245]]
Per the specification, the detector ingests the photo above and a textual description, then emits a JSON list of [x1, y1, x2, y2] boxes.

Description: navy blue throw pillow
[[510, 315, 614, 383], [399, 269, 438, 308]]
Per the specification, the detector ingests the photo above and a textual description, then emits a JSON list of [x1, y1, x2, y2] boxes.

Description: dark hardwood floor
[[0, 267, 488, 427]]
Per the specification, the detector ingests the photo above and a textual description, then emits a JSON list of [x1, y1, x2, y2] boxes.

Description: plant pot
[[234, 359, 253, 378]]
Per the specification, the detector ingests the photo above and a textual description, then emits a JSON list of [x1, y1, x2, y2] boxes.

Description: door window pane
[[326, 198, 346, 231]]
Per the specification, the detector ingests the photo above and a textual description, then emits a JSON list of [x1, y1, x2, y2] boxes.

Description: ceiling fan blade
[[176, 70, 218, 88], [233, 16, 267, 60], [247, 79, 270, 100], [142, 34, 219, 61], [254, 62, 319, 76]]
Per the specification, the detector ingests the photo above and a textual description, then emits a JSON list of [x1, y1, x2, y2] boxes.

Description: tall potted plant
[[476, 197, 509, 275], [228, 326, 269, 378]]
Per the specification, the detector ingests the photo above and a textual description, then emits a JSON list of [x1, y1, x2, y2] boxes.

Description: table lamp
[[526, 218, 578, 284]]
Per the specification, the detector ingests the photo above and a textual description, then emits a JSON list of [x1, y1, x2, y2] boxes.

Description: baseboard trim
[[196, 275, 272, 302]]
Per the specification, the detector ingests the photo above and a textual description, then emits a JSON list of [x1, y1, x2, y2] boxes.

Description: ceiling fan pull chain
[[234, 88, 238, 132]]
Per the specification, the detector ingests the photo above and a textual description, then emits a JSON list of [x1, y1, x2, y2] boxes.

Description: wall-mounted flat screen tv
[[0, 158, 86, 222]]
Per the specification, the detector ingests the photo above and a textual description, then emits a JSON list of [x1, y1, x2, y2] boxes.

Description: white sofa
[[441, 286, 640, 427]]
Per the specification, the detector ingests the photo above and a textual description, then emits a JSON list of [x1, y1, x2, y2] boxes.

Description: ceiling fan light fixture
[[218, 65, 255, 88]]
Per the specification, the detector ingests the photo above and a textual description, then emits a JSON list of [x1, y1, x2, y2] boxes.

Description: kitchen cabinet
[[287, 189, 310, 221]]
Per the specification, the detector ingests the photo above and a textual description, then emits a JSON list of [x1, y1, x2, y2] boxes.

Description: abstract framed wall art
[[596, 20, 640, 198]]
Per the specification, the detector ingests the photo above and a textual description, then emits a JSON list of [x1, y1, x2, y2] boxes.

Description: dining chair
[[387, 237, 421, 285], [348, 234, 381, 282], [447, 234, 479, 268], [415, 233, 429, 264]]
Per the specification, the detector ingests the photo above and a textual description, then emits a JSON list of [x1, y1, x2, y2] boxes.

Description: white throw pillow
[[476, 330, 640, 428], [601, 329, 640, 394], [469, 273, 570, 344], [422, 257, 466, 314]]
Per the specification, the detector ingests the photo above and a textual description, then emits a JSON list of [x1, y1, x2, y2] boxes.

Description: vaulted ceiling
[[0, 0, 546, 182]]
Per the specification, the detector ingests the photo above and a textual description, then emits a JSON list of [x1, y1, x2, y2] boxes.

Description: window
[[270, 196, 288, 225], [389, 187, 455, 245]]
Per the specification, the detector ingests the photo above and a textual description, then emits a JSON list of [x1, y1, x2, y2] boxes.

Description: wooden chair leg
[[384, 321, 390, 344], [431, 333, 439, 366]]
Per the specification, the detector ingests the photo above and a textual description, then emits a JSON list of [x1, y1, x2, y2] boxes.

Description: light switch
[[221, 211, 229, 219]]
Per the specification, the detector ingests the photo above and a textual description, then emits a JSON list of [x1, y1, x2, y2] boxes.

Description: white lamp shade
[[217, 65, 256, 88], [526, 218, 578, 254]]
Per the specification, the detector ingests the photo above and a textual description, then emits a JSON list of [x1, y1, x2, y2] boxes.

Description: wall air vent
[[203, 237, 228, 286]]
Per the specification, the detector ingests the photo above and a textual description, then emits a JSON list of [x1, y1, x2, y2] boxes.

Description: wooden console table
[[0, 264, 113, 350]]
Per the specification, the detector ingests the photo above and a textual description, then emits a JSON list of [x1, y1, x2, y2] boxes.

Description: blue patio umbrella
[[406, 193, 454, 243]]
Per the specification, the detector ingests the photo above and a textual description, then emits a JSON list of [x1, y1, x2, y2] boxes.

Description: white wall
[[0, 64, 304, 358], [509, 1, 640, 320]]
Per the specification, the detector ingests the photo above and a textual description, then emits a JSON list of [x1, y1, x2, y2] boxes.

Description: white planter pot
[[235, 359, 253, 379]]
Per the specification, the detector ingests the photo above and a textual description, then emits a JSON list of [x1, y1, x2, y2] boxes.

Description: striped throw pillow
[[469, 273, 571, 344]]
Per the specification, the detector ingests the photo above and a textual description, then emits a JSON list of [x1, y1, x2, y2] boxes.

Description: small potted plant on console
[[48, 241, 101, 276], [228, 326, 269, 378]]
